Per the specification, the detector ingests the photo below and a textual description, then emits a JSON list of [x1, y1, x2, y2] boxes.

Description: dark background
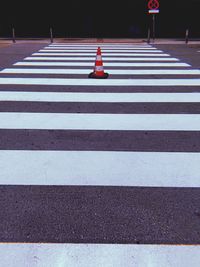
[[0, 0, 199, 38]]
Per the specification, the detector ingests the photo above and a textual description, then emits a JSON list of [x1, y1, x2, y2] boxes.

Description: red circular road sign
[[148, 0, 159, 10]]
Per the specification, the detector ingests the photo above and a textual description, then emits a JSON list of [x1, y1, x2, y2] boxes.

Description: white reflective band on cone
[[95, 66, 104, 71], [96, 55, 102, 61]]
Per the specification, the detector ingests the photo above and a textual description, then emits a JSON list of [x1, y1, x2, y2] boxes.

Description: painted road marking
[[1, 92, 200, 102], [34, 52, 170, 57], [49, 43, 152, 45], [49, 44, 154, 47], [0, 113, 200, 130], [0, 77, 198, 86], [15, 62, 189, 67], [47, 46, 155, 50], [2, 68, 200, 75], [46, 47, 158, 50], [0, 244, 199, 267], [0, 150, 200, 187], [25, 56, 179, 61], [42, 49, 164, 53]]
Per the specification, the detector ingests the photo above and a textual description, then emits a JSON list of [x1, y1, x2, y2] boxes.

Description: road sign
[[148, 0, 159, 10], [148, 0, 160, 13], [147, 0, 160, 42]]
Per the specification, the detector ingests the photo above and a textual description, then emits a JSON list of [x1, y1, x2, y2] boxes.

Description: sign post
[[12, 28, 16, 43], [148, 0, 160, 42], [50, 28, 53, 43]]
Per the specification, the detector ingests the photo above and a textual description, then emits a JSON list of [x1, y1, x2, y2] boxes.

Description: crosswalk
[[1, 42, 200, 266]]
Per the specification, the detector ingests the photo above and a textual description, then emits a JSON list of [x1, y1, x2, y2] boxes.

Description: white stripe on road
[[46, 47, 158, 50], [2, 68, 200, 75], [49, 43, 152, 45], [49, 44, 154, 47], [36, 53, 168, 57], [1, 150, 200, 187], [1, 91, 200, 103], [15, 62, 190, 67], [42, 49, 164, 52], [25, 56, 179, 61], [47, 46, 155, 50], [0, 244, 199, 267], [0, 77, 198, 86], [1, 113, 200, 130]]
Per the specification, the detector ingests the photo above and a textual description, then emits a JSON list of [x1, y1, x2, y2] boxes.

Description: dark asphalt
[[0, 42, 200, 244], [1, 185, 200, 244], [0, 43, 47, 70], [2, 84, 200, 92], [2, 102, 200, 113], [0, 130, 200, 152]]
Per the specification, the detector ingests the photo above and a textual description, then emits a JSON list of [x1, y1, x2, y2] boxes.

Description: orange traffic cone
[[88, 47, 109, 79]]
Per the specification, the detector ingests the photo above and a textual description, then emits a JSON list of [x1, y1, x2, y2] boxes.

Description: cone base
[[88, 72, 109, 79]]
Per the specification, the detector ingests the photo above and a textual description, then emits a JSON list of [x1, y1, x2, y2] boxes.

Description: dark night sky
[[0, 0, 200, 38]]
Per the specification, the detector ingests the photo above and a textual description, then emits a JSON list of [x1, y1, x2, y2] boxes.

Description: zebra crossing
[[1, 42, 200, 266]]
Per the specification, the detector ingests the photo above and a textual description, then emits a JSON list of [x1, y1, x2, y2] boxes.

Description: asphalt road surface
[[0, 41, 200, 251]]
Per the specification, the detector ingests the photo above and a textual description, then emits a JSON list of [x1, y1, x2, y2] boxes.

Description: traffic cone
[[88, 47, 109, 79]]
